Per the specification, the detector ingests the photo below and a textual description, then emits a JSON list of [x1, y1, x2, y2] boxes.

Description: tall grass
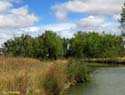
[[83, 57, 125, 64], [0, 56, 89, 95], [0, 56, 68, 95], [41, 64, 66, 95]]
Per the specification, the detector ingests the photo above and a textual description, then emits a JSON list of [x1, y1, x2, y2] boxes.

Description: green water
[[65, 67, 125, 95]]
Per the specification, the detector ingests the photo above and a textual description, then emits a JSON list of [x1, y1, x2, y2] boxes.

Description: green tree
[[70, 31, 89, 58], [3, 35, 34, 57], [70, 31, 122, 58], [2, 30, 123, 59], [41, 31, 64, 59]]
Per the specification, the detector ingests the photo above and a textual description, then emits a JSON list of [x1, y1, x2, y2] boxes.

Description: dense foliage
[[2, 31, 124, 59], [67, 59, 89, 83], [70, 32, 123, 58], [3, 31, 63, 60]]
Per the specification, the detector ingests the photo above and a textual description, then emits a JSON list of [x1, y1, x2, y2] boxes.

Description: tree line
[[2, 31, 124, 59]]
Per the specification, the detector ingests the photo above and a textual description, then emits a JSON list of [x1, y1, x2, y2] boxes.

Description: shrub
[[41, 64, 66, 95], [42, 78, 60, 95], [67, 59, 89, 83]]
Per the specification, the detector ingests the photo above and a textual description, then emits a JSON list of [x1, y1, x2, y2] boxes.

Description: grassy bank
[[83, 57, 125, 64], [1, 56, 123, 95], [0, 57, 89, 95]]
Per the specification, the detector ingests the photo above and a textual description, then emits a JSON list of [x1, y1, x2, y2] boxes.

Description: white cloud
[[113, 14, 121, 20], [21, 23, 76, 38], [77, 16, 105, 28], [20, 21, 120, 39], [0, 1, 12, 13], [0, 0, 38, 28], [51, 0, 122, 36], [0, 28, 18, 46], [53, 0, 124, 19], [0, 6, 38, 28], [11, 6, 28, 15], [41, 23, 76, 32], [98, 23, 120, 35], [55, 10, 67, 20], [41, 23, 76, 38]]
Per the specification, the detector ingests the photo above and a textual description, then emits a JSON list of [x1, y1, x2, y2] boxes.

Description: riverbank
[[65, 67, 125, 95], [0, 57, 90, 95], [1, 56, 125, 95], [83, 57, 125, 64]]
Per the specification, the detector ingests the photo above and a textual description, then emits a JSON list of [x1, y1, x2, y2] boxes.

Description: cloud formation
[[0, 1, 12, 13], [51, 0, 122, 37], [53, 0, 124, 20], [77, 16, 105, 28], [0, 5, 38, 28]]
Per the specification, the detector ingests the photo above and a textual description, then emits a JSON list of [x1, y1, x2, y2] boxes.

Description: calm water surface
[[65, 67, 125, 95]]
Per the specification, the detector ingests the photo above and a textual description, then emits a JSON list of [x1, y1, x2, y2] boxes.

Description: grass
[[0, 56, 69, 95], [41, 64, 67, 95], [0, 56, 90, 95], [83, 57, 125, 64]]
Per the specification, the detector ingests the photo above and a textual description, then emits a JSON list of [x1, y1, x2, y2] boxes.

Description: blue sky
[[17, 0, 69, 24], [0, 0, 124, 45]]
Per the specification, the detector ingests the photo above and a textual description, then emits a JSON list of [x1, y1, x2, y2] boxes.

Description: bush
[[67, 59, 89, 83], [42, 78, 60, 95], [41, 64, 66, 95]]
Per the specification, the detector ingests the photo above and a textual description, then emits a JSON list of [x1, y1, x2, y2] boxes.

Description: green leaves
[[42, 31, 64, 59], [2, 31, 123, 59], [2, 31, 64, 60], [67, 59, 89, 83], [70, 32, 122, 58]]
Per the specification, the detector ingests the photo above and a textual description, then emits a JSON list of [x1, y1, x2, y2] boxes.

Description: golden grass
[[0, 56, 68, 95], [83, 57, 125, 64]]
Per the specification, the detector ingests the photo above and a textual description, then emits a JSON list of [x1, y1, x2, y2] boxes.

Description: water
[[65, 67, 125, 95]]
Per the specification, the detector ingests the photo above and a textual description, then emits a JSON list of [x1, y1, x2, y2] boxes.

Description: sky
[[0, 0, 124, 45]]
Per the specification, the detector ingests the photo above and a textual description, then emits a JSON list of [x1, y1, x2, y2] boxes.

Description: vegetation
[[67, 59, 89, 83], [2, 31, 124, 59], [83, 57, 125, 64], [41, 64, 66, 95], [0, 56, 89, 95], [2, 31, 64, 60]]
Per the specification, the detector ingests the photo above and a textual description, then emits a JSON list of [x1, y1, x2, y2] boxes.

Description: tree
[[2, 30, 123, 59], [2, 31, 64, 60], [3, 35, 34, 57], [70, 31, 89, 58], [70, 31, 122, 58], [41, 31, 64, 59]]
